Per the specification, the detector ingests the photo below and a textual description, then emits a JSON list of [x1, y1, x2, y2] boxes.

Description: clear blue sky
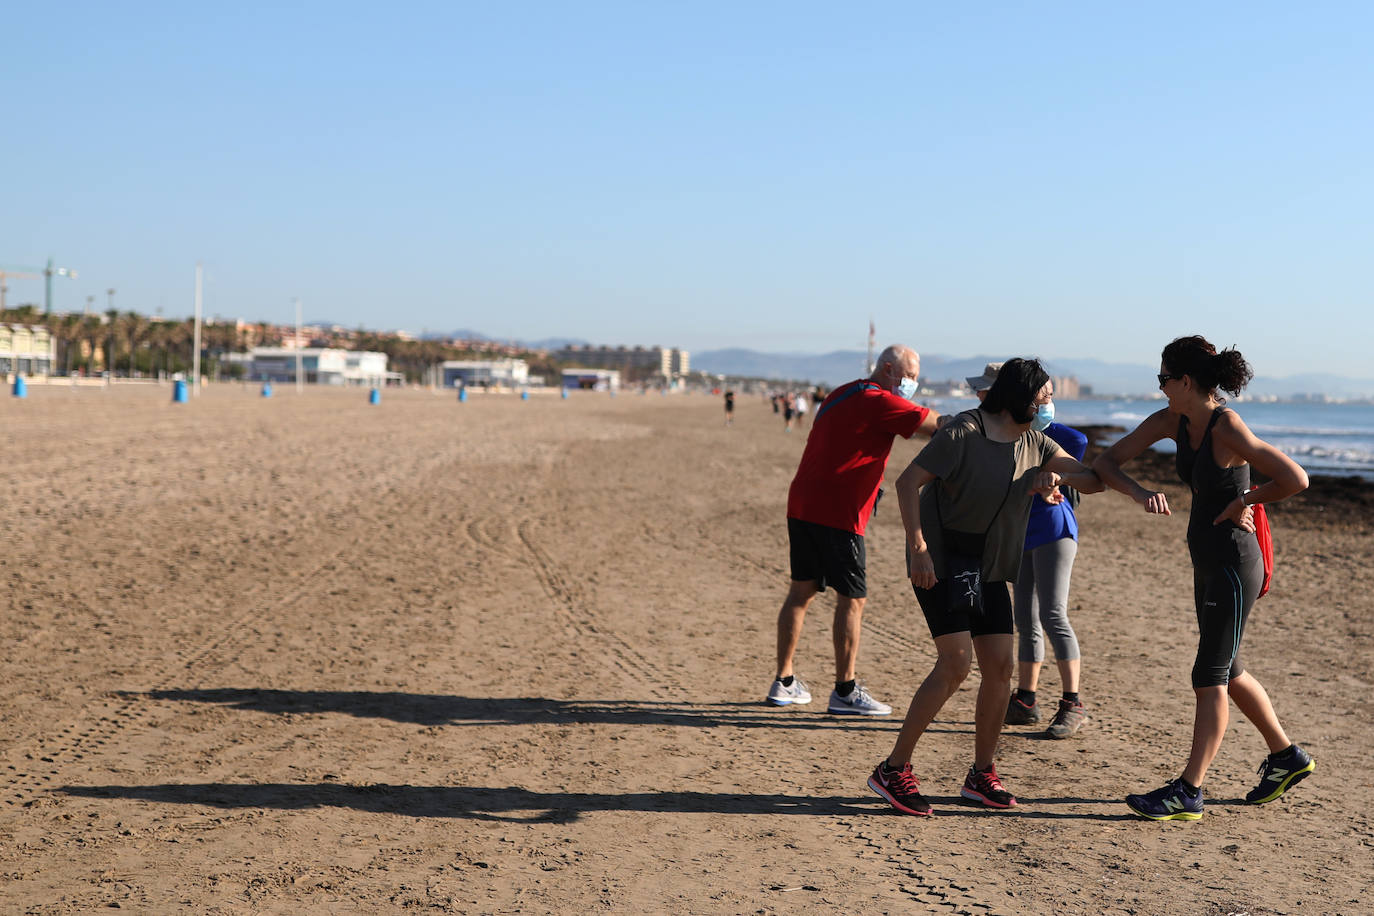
[[4, 2, 1371, 377]]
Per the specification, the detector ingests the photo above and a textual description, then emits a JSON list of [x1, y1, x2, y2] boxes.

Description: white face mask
[[1031, 400, 1055, 431], [895, 377, 919, 401]]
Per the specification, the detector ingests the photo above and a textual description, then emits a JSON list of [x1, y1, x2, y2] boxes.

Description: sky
[[4, 2, 1372, 377]]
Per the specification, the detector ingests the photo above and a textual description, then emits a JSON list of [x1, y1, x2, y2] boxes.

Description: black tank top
[[1176, 407, 1260, 568]]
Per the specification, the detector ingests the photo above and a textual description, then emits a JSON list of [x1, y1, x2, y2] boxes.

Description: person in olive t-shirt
[[865, 358, 1103, 816]]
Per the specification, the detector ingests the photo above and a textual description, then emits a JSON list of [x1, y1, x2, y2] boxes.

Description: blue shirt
[[1024, 422, 1088, 551]]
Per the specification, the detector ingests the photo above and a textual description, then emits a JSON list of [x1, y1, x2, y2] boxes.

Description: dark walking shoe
[[1045, 699, 1087, 739], [1246, 744, 1315, 804], [1126, 779, 1203, 821], [867, 760, 932, 816], [960, 764, 1017, 809], [1004, 694, 1039, 725]]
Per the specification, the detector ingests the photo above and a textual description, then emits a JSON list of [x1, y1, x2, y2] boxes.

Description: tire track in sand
[[515, 519, 688, 696], [1, 451, 451, 811]]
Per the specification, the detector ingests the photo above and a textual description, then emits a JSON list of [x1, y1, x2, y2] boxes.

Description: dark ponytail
[[1161, 335, 1253, 399]]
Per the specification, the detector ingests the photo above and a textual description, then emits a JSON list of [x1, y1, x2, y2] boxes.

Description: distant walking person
[[1094, 336, 1312, 821], [794, 392, 810, 429], [767, 345, 942, 715], [724, 389, 735, 426]]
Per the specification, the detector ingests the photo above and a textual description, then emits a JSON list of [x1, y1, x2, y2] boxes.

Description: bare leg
[[1228, 670, 1291, 754], [972, 634, 1014, 768], [1017, 660, 1042, 692], [833, 594, 867, 683], [887, 632, 972, 767], [1054, 657, 1081, 695], [775, 580, 819, 679], [1182, 685, 1228, 787]]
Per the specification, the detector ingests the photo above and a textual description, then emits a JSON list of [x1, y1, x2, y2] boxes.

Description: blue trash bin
[[458, 388, 468, 402], [521, 390, 529, 401], [369, 387, 381, 405], [173, 379, 188, 403], [12, 375, 26, 398], [261, 382, 273, 398]]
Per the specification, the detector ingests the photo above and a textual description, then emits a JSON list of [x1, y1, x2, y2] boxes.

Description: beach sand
[[1, 385, 1370, 914]]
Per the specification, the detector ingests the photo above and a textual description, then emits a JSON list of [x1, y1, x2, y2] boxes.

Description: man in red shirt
[[767, 345, 942, 714]]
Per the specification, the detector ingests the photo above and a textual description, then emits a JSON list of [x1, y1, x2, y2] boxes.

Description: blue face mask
[[895, 377, 919, 401], [1031, 401, 1054, 431]]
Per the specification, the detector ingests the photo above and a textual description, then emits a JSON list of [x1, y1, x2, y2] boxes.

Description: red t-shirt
[[786, 380, 931, 535]]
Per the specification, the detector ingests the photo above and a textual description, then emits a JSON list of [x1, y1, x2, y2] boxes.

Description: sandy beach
[[1, 384, 1370, 915]]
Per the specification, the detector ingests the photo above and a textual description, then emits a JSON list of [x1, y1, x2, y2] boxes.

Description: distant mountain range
[[690, 349, 1374, 400]]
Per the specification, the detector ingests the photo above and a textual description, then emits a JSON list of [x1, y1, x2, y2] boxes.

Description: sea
[[922, 397, 1374, 481]]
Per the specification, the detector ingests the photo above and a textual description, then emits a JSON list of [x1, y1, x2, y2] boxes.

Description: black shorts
[[787, 518, 866, 598], [1191, 556, 1262, 688], [914, 577, 1013, 638]]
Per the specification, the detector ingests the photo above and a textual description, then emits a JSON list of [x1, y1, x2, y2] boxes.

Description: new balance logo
[[1163, 796, 1186, 812], [1267, 767, 1289, 783]]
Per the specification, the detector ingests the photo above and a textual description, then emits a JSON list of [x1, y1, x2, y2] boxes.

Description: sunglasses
[[1157, 373, 1181, 387]]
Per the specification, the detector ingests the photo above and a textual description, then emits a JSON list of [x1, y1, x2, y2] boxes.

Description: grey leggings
[[1013, 537, 1079, 663]]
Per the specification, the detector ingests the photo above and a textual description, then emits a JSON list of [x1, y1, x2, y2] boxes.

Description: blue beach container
[[369, 387, 381, 405], [12, 375, 26, 398], [173, 379, 188, 403], [261, 382, 273, 397], [458, 388, 468, 402]]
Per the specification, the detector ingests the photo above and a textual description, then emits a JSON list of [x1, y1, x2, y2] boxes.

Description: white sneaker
[[828, 683, 892, 716], [766, 676, 812, 706]]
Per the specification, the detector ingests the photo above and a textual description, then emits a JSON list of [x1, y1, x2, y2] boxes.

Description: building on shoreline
[[551, 344, 688, 381], [0, 324, 56, 376], [561, 368, 621, 391], [441, 358, 530, 389], [229, 347, 394, 386]]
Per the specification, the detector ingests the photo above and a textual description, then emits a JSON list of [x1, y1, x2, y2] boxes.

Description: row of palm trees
[[1, 304, 282, 378], [1, 305, 565, 383]]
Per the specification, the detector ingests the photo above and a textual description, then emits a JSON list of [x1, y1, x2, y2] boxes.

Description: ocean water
[[923, 397, 1374, 480]]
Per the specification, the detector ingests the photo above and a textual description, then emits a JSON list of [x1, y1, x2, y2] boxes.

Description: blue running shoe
[[1246, 744, 1315, 804], [1126, 779, 1203, 821]]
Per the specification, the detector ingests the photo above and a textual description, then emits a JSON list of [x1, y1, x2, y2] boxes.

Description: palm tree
[[123, 310, 149, 378]]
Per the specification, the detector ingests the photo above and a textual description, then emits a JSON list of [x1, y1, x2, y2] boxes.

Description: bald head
[[872, 345, 919, 386]]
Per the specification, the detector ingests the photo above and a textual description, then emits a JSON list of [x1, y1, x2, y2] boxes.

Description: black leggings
[[1191, 555, 1263, 688]]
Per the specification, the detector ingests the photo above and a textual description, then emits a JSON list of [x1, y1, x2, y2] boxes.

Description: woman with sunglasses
[[1093, 335, 1313, 821]]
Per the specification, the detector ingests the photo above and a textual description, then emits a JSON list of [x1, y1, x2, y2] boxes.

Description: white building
[[239, 347, 392, 386], [0, 324, 57, 376], [442, 359, 529, 389], [561, 368, 621, 391]]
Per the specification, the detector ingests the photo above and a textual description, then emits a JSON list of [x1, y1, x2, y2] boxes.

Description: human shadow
[[123, 689, 917, 733], [60, 783, 877, 823], [58, 782, 1140, 823]]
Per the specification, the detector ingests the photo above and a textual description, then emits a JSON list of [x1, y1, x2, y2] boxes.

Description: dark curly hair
[[1161, 335, 1252, 399], [982, 357, 1050, 425]]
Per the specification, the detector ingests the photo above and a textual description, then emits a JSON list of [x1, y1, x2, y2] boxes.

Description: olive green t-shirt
[[914, 409, 1067, 583]]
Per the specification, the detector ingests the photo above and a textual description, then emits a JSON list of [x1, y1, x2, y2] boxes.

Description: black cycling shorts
[[787, 518, 866, 598], [914, 577, 1014, 638], [1191, 555, 1262, 688]]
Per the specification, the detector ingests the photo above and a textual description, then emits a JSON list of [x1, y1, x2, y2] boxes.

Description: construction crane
[[0, 259, 76, 313], [44, 258, 78, 313], [0, 268, 39, 311]]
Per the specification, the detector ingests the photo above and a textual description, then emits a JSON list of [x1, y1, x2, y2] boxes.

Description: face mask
[[895, 377, 919, 401], [1031, 401, 1054, 431]]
